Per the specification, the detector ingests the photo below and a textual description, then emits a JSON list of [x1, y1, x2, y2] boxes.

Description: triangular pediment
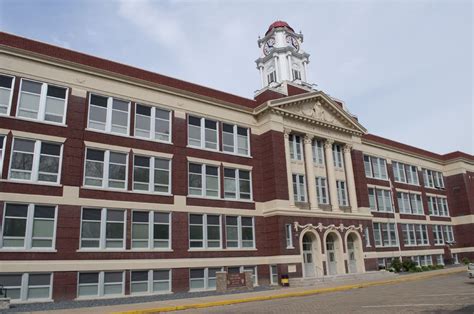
[[266, 91, 367, 135]]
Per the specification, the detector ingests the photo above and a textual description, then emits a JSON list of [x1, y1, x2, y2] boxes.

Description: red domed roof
[[265, 21, 294, 35]]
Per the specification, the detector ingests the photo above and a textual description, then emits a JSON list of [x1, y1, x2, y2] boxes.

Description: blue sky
[[1, 0, 472, 154]]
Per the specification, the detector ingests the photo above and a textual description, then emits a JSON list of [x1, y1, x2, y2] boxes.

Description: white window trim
[[315, 177, 329, 205], [222, 123, 251, 157], [77, 271, 125, 299], [292, 173, 307, 202], [130, 269, 172, 295], [187, 163, 220, 199], [239, 265, 258, 286], [132, 155, 172, 195], [79, 208, 127, 251], [289, 135, 303, 161], [336, 180, 348, 206], [83, 148, 129, 191], [134, 103, 172, 144], [1, 272, 53, 303], [285, 224, 294, 249], [189, 214, 222, 250], [364, 155, 388, 180], [87, 93, 131, 136], [223, 168, 253, 201], [187, 115, 220, 152], [0, 135, 6, 177], [225, 216, 255, 249], [333, 144, 344, 169], [131, 210, 172, 250], [17, 78, 69, 125], [270, 265, 278, 285], [423, 168, 445, 189], [369, 187, 393, 213], [8, 138, 64, 185], [189, 267, 223, 292], [0, 73, 15, 116], [373, 222, 399, 248], [0, 203, 58, 251], [312, 139, 325, 165]]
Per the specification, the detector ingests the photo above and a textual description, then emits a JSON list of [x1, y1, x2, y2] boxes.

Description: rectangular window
[[223, 168, 252, 200], [189, 267, 222, 291], [289, 134, 302, 160], [433, 225, 444, 245], [187, 116, 218, 150], [88, 94, 130, 135], [84, 148, 127, 190], [315, 177, 328, 205], [267, 71, 276, 84], [242, 266, 258, 286], [1, 203, 57, 250], [332, 144, 344, 168], [80, 208, 126, 250], [222, 123, 250, 156], [0, 135, 5, 176], [436, 254, 444, 265], [134, 103, 171, 142], [285, 224, 293, 248], [131, 211, 171, 249], [312, 139, 325, 165], [0, 74, 14, 115], [397, 192, 423, 215], [423, 169, 444, 189], [9, 138, 62, 184], [0, 273, 52, 301], [78, 271, 124, 298], [17, 79, 68, 124], [363, 155, 388, 180], [393, 162, 419, 185], [336, 180, 348, 206], [270, 265, 278, 285], [188, 163, 219, 198], [368, 188, 393, 212], [189, 214, 221, 249], [443, 225, 454, 243], [402, 224, 429, 246], [292, 69, 301, 80], [225, 216, 255, 248], [292, 174, 306, 202], [428, 196, 449, 217], [133, 155, 171, 194], [130, 269, 171, 295], [406, 165, 419, 185], [373, 222, 398, 247]]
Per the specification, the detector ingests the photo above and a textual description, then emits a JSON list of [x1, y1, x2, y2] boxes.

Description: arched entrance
[[325, 231, 344, 275], [346, 232, 365, 274], [300, 230, 323, 278]]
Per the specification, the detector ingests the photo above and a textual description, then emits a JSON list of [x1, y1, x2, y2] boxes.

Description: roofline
[[0, 31, 258, 109], [362, 133, 474, 164]]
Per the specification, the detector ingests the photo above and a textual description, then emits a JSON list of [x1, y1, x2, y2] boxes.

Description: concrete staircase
[[288, 271, 398, 287]]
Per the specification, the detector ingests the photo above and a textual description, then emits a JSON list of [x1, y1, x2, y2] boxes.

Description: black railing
[[0, 284, 7, 298]]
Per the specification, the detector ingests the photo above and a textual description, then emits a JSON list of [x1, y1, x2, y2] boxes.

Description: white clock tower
[[256, 21, 311, 92]]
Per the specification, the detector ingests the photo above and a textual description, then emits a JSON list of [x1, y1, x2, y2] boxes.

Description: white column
[[259, 66, 265, 87], [274, 55, 281, 83], [343, 144, 358, 212], [304, 135, 318, 210], [302, 61, 308, 82], [324, 139, 339, 211], [287, 53, 292, 81], [284, 128, 295, 206]]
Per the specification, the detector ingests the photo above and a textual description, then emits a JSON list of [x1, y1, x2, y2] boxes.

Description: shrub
[[390, 258, 402, 272], [436, 264, 444, 269], [462, 257, 470, 265], [409, 266, 422, 272], [402, 259, 417, 272], [421, 266, 430, 271]]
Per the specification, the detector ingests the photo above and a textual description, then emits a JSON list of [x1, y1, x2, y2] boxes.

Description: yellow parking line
[[116, 268, 465, 314]]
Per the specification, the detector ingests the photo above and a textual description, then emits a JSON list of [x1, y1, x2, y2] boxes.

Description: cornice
[[255, 47, 310, 64], [0, 46, 255, 115], [262, 209, 374, 220]]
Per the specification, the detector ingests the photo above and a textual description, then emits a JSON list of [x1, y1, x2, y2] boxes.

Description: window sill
[[188, 248, 224, 252], [186, 145, 252, 159], [375, 245, 400, 248], [399, 213, 426, 216], [10, 115, 68, 128], [1, 179, 62, 187], [133, 135, 173, 146], [366, 176, 390, 182], [187, 195, 255, 203], [429, 215, 451, 218], [222, 198, 254, 203], [189, 288, 217, 293], [77, 249, 127, 252], [0, 249, 57, 253], [130, 291, 172, 297], [130, 190, 173, 197], [223, 248, 257, 251], [286, 246, 295, 249], [10, 298, 53, 305], [129, 249, 174, 252], [75, 294, 125, 301], [394, 180, 420, 187]]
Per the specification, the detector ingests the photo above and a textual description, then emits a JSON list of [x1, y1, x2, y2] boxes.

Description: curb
[[116, 268, 465, 314]]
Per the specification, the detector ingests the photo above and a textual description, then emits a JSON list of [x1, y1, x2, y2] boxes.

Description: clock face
[[263, 37, 276, 55], [286, 35, 299, 51]]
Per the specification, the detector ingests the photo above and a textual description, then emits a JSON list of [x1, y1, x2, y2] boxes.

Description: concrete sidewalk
[[24, 266, 466, 314]]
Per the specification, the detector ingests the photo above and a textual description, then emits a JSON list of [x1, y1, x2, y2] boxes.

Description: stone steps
[[288, 271, 397, 287]]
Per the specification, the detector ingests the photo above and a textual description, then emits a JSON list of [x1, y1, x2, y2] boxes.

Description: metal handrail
[[0, 284, 7, 298]]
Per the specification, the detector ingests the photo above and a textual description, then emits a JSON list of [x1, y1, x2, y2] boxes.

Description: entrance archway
[[299, 230, 323, 278], [346, 232, 365, 274], [324, 231, 345, 275]]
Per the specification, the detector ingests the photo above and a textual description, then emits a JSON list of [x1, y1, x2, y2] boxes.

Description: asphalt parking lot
[[174, 271, 474, 313]]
